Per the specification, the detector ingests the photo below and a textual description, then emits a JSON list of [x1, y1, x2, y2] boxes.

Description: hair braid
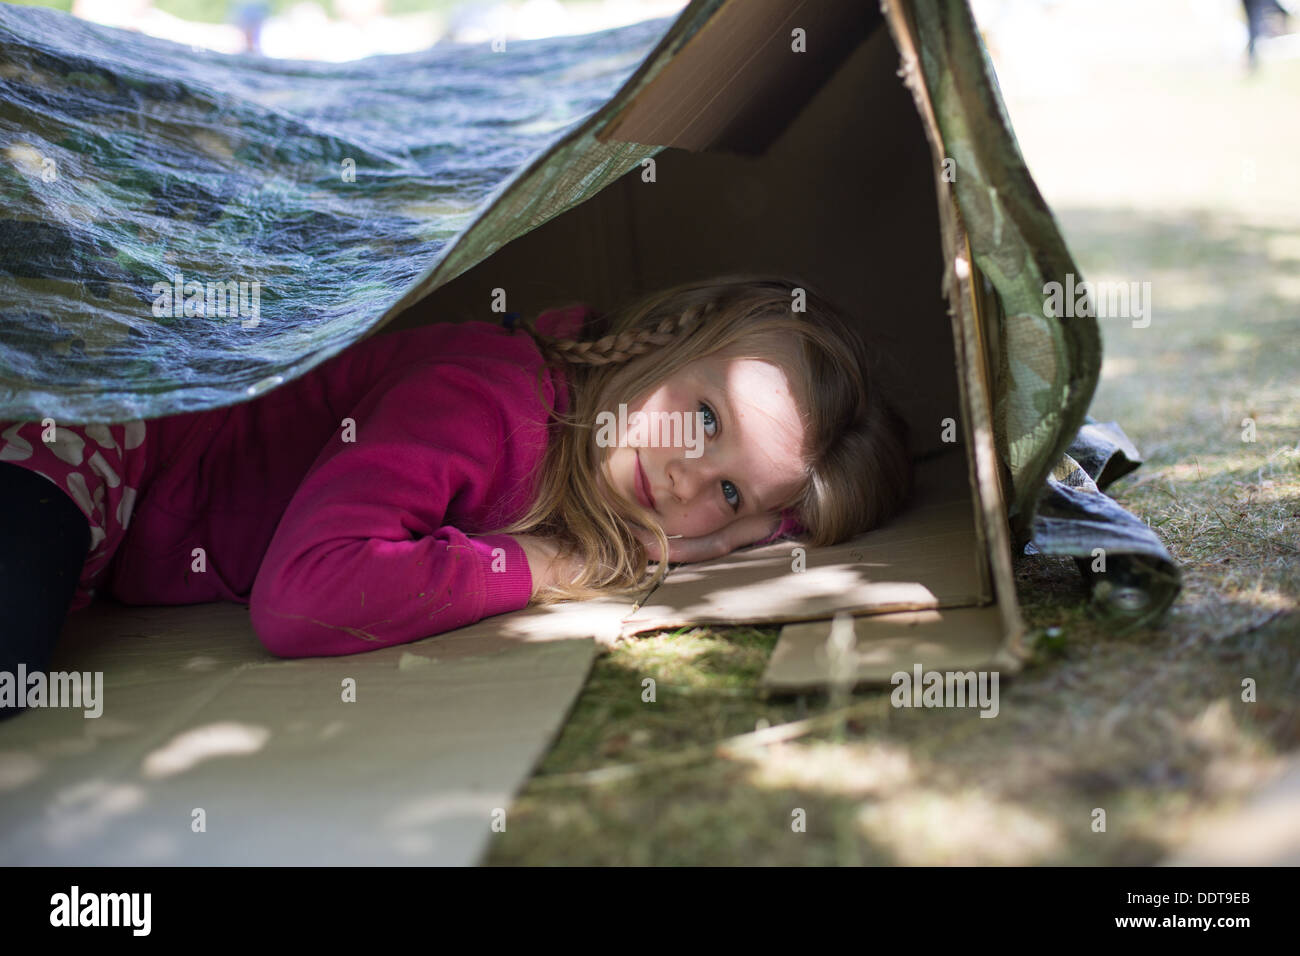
[[521, 301, 713, 366]]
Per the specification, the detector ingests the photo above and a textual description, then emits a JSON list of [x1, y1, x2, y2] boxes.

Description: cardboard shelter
[[370, 0, 1179, 679], [0, 0, 1180, 864]]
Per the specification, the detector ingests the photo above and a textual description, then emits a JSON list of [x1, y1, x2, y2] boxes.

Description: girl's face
[[601, 349, 807, 540]]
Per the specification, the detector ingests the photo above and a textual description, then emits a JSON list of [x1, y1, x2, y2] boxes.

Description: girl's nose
[[666, 453, 716, 504]]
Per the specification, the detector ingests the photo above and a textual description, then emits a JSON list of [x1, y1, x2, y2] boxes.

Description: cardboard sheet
[[0, 602, 600, 865], [598, 0, 872, 154], [762, 604, 1010, 693], [621, 448, 986, 636]]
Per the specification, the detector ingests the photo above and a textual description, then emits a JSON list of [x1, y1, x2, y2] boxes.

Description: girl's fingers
[[662, 533, 722, 564], [632, 513, 783, 565], [629, 524, 664, 562], [667, 514, 784, 564], [630, 525, 719, 564], [718, 512, 784, 555]]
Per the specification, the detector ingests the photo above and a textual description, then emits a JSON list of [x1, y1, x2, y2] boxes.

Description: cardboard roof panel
[[597, 0, 874, 154]]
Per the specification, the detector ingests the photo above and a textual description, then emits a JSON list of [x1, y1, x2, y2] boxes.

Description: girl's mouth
[[634, 452, 657, 511]]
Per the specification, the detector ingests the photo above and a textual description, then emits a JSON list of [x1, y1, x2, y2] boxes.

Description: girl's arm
[[249, 363, 547, 658]]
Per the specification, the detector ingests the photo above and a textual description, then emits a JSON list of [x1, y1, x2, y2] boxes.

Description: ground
[[484, 11, 1299, 865]]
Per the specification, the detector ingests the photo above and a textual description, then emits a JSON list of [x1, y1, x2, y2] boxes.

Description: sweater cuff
[[468, 533, 534, 617]]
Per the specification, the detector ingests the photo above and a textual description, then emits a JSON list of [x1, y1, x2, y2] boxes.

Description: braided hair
[[515, 301, 714, 367]]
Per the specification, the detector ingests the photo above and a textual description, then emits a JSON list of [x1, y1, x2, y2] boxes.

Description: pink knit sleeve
[[754, 509, 806, 547], [534, 304, 594, 340], [248, 363, 536, 658]]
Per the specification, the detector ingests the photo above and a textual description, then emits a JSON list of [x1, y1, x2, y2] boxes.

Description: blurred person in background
[[1242, 0, 1292, 68], [235, 0, 273, 54]]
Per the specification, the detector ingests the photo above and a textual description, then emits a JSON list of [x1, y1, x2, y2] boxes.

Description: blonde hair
[[494, 273, 913, 603]]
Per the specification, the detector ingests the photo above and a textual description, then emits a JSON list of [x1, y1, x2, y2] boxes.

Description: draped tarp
[[0, 2, 674, 420]]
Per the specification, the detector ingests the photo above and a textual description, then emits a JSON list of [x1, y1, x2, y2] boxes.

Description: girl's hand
[[511, 534, 586, 597], [631, 513, 783, 565]]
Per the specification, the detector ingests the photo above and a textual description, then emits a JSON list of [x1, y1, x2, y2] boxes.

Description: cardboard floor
[[621, 447, 987, 636], [0, 601, 616, 865]]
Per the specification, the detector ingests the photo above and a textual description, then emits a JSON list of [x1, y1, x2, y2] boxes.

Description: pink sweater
[[106, 307, 590, 658]]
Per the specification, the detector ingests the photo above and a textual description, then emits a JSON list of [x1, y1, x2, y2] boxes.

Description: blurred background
[[2, 0, 1294, 66], [6, 0, 691, 57]]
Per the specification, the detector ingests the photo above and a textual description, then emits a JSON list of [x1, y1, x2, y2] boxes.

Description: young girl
[[0, 274, 912, 713]]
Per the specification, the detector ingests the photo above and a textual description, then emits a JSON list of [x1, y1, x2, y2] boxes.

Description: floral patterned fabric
[[0, 419, 147, 610]]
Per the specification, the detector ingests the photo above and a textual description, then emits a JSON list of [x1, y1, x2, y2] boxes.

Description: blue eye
[[700, 403, 739, 509], [721, 480, 740, 509], [699, 401, 717, 436]]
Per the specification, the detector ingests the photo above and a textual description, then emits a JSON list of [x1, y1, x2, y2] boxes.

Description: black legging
[[0, 461, 90, 719]]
